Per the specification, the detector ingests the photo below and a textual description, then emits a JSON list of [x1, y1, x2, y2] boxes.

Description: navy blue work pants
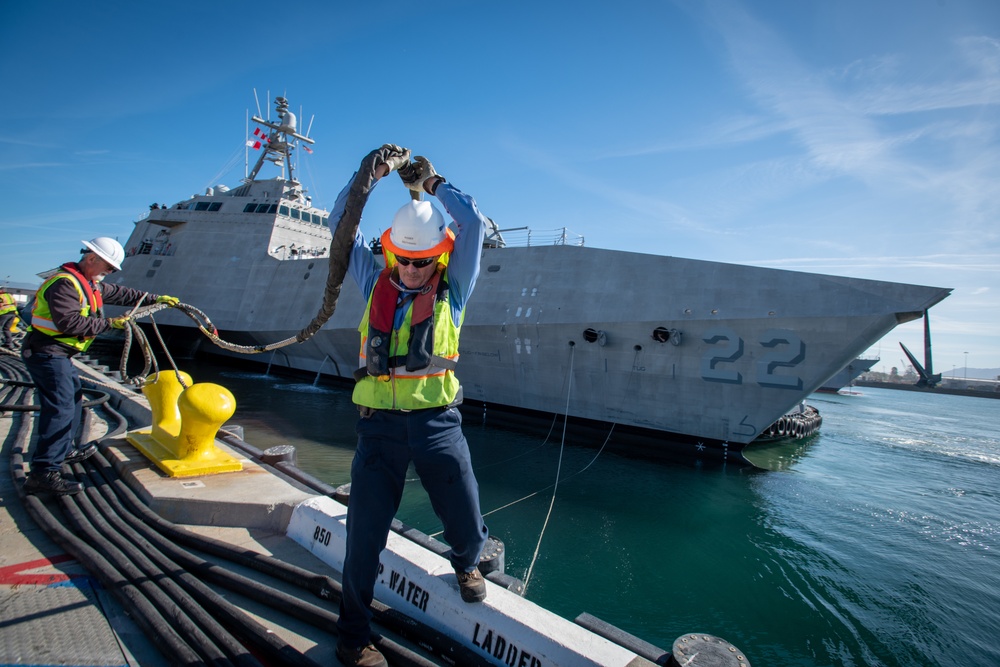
[[24, 351, 82, 474], [0, 313, 16, 347], [336, 405, 489, 649]]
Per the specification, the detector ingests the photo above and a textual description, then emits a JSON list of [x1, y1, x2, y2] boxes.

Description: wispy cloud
[[500, 136, 719, 235], [744, 254, 1000, 272], [0, 162, 72, 170], [694, 2, 1000, 256]]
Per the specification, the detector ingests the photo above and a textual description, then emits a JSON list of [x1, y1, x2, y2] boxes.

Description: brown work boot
[[456, 567, 487, 603], [336, 642, 387, 667], [24, 470, 82, 496]]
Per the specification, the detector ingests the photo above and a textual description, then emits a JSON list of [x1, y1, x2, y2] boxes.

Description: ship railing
[[492, 227, 585, 248]]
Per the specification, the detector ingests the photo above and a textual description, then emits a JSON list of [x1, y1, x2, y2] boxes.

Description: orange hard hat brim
[[380, 227, 455, 260]]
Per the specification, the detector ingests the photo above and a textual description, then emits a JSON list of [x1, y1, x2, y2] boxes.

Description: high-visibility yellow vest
[[352, 269, 462, 410], [0, 292, 16, 316], [29, 263, 104, 352]]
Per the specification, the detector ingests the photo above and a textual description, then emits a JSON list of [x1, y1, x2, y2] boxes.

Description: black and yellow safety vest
[[353, 267, 462, 410], [0, 292, 16, 316], [29, 263, 104, 352]]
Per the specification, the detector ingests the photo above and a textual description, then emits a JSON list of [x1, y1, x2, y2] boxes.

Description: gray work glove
[[372, 144, 411, 176], [399, 156, 445, 195]]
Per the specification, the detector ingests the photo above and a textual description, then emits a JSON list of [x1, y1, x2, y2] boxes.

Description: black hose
[[80, 455, 325, 667], [4, 352, 482, 667], [78, 457, 309, 667], [90, 448, 340, 617], [2, 359, 257, 666], [60, 397, 328, 666], [57, 485, 240, 666], [98, 436, 490, 665], [81, 446, 453, 667], [75, 458, 265, 666], [95, 446, 343, 601], [4, 406, 205, 665], [0, 384, 111, 411], [216, 430, 340, 500]]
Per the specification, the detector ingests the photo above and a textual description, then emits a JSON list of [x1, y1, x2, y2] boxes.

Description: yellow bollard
[[176, 383, 237, 460], [144, 371, 191, 445], [127, 371, 243, 477]]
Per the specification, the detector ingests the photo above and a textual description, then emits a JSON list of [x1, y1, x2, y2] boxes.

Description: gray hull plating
[[818, 357, 880, 393], [112, 210, 949, 451]]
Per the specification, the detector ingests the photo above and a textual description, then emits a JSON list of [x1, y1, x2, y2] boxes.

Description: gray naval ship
[[107, 96, 951, 462]]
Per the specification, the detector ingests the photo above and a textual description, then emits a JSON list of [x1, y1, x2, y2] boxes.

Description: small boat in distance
[[106, 95, 952, 463]]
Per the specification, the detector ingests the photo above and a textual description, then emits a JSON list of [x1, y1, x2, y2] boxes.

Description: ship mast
[[246, 96, 315, 184]]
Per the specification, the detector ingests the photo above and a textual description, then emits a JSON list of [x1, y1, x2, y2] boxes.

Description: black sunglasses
[[396, 256, 437, 268]]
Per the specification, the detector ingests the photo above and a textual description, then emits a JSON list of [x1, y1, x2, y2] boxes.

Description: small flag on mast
[[302, 145, 313, 154]]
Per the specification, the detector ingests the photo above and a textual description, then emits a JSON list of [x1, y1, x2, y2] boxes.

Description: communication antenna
[[245, 109, 249, 178], [252, 88, 263, 119], [304, 114, 315, 140]]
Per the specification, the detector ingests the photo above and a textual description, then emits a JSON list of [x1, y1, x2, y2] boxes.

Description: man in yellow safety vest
[[22, 237, 179, 495], [0, 288, 18, 348], [332, 148, 493, 667]]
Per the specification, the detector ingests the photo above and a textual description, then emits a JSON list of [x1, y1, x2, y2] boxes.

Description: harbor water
[[179, 357, 999, 667]]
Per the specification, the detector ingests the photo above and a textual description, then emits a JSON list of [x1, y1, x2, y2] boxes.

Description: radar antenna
[[252, 88, 263, 120], [246, 96, 316, 184]]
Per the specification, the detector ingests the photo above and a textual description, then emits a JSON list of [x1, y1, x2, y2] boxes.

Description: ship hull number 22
[[700, 327, 804, 390]]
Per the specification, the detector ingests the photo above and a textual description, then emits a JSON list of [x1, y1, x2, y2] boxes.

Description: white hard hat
[[380, 200, 455, 259], [82, 237, 125, 271]]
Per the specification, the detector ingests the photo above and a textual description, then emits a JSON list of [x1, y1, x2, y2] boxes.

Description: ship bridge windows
[[194, 202, 223, 212], [244, 203, 277, 213], [259, 204, 277, 213], [277, 204, 329, 227]]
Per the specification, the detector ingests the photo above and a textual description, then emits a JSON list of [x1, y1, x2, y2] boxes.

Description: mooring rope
[[521, 343, 575, 593], [115, 301, 217, 386], [424, 415, 615, 546], [473, 415, 561, 472], [480, 423, 615, 518]]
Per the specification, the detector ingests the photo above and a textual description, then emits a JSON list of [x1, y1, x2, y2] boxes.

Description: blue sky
[[2, 0, 998, 373]]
